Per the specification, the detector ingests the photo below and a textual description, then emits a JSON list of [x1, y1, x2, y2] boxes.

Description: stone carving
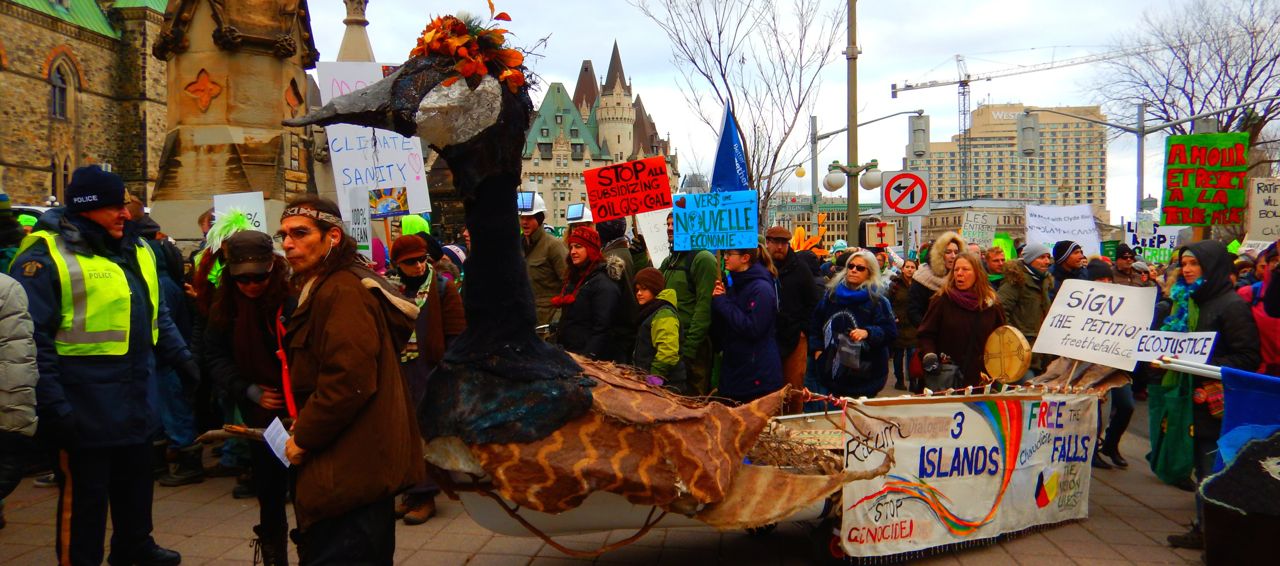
[[184, 69, 222, 112]]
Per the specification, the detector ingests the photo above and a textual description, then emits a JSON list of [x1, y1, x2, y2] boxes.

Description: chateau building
[[522, 42, 679, 226], [0, 0, 169, 203]]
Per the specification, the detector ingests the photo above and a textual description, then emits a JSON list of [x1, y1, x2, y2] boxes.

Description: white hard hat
[[569, 207, 594, 224], [519, 192, 548, 216]]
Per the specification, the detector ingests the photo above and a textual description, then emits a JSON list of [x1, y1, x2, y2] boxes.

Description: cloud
[[308, 0, 1174, 223]]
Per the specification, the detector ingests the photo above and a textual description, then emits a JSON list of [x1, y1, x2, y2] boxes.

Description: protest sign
[[1133, 331, 1217, 364], [1101, 241, 1119, 260], [584, 156, 673, 222], [1122, 217, 1180, 265], [840, 392, 1095, 557], [635, 209, 671, 268], [1161, 132, 1249, 226], [368, 187, 410, 219], [344, 188, 373, 260], [865, 221, 897, 249], [1032, 279, 1157, 371], [961, 211, 995, 248], [1248, 178, 1280, 240], [213, 191, 267, 233], [1025, 204, 1101, 257], [671, 191, 757, 251], [317, 62, 431, 221]]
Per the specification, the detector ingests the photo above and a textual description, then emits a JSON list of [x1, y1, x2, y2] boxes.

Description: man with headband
[[274, 197, 424, 562]]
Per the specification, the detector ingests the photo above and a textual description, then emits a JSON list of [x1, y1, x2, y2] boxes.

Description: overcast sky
[[307, 0, 1176, 224]]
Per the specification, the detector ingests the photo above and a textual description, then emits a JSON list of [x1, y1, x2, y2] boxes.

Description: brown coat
[[286, 268, 425, 528], [916, 292, 1006, 387]]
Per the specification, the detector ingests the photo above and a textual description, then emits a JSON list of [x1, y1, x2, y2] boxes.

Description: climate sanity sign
[[841, 392, 1096, 556]]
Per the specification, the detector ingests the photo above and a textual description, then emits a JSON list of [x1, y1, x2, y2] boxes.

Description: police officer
[[10, 165, 196, 566]]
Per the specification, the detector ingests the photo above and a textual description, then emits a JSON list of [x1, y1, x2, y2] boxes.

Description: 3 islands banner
[[841, 393, 1095, 557]]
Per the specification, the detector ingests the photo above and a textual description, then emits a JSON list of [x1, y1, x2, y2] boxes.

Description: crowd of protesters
[[0, 167, 1275, 561]]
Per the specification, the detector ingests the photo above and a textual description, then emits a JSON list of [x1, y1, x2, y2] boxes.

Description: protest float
[[205, 7, 1246, 564]]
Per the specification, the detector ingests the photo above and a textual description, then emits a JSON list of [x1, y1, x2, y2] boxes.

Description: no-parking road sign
[[881, 171, 930, 216]]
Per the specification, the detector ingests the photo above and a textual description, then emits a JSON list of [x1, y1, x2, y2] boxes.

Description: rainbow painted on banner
[[850, 400, 1024, 537]]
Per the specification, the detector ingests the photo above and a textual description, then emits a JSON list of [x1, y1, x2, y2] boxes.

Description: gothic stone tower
[[595, 42, 634, 162], [148, 0, 318, 234]]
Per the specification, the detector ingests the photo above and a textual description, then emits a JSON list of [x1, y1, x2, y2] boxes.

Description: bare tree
[[631, 0, 846, 224], [1095, 0, 1280, 173]]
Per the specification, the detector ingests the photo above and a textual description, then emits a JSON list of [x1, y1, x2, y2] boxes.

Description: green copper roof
[[524, 82, 610, 161], [10, 0, 121, 39], [112, 0, 168, 10]]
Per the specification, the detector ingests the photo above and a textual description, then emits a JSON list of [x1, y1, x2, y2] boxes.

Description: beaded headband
[[281, 206, 343, 227]]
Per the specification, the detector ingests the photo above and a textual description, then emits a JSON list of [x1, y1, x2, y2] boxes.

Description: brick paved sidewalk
[[0, 422, 1203, 566]]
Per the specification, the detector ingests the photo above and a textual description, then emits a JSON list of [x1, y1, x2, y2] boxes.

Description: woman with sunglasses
[[203, 231, 294, 566], [711, 244, 784, 403], [809, 250, 897, 399]]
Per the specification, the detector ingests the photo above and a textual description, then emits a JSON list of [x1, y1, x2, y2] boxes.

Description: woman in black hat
[[204, 231, 295, 566]]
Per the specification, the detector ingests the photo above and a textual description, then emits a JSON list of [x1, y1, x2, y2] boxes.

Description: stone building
[[0, 0, 169, 204], [905, 103, 1109, 212], [522, 42, 679, 226], [149, 0, 317, 207]]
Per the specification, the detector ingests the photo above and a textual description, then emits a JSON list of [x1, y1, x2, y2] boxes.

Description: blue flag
[[709, 106, 750, 193]]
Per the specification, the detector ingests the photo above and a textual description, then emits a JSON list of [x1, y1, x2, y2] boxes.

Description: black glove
[[37, 411, 79, 449], [175, 358, 201, 399], [922, 353, 940, 375]]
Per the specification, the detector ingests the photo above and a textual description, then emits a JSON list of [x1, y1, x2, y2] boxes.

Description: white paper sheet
[[265, 417, 291, 468]]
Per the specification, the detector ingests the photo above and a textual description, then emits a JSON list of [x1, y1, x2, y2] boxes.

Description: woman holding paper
[[916, 253, 1006, 388], [204, 231, 295, 566]]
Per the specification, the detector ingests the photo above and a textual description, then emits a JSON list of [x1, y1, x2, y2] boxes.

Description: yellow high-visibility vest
[[17, 230, 160, 356]]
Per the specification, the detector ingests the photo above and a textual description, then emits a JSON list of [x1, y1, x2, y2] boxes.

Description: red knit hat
[[566, 226, 601, 253]]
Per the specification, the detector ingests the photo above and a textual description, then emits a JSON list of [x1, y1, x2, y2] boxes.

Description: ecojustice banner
[[840, 393, 1096, 557], [1161, 132, 1249, 226]]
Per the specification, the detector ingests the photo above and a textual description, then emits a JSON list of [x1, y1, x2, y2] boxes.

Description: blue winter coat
[[711, 261, 783, 402], [8, 209, 191, 448], [808, 283, 897, 398]]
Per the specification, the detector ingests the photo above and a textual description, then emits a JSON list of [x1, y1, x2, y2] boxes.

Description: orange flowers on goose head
[[408, 9, 527, 93]]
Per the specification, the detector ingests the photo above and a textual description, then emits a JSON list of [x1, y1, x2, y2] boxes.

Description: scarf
[[947, 287, 982, 311], [231, 296, 283, 389], [400, 272, 429, 298], [551, 259, 600, 307], [636, 296, 671, 323], [1023, 262, 1046, 283], [1161, 278, 1203, 333], [832, 282, 870, 306]]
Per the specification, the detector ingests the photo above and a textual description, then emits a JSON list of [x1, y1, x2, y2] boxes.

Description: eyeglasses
[[1118, 255, 1136, 260], [233, 272, 271, 284], [848, 264, 868, 273], [765, 238, 790, 245], [273, 227, 314, 243], [398, 256, 430, 266]]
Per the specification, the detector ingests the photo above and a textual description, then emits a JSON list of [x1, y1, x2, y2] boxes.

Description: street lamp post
[[809, 110, 922, 234], [1025, 94, 1280, 228], [846, 0, 858, 240]]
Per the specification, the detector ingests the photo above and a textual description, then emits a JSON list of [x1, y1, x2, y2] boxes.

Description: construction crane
[[891, 46, 1158, 199]]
